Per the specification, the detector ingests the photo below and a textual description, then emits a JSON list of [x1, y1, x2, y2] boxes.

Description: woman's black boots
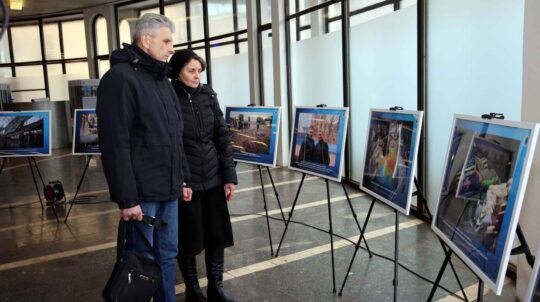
[[178, 255, 207, 302], [205, 248, 236, 302]]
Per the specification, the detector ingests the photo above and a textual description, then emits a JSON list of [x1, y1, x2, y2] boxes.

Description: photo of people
[[361, 109, 423, 215], [225, 106, 280, 167], [0, 111, 51, 157], [73, 109, 100, 155], [289, 107, 348, 182], [433, 115, 539, 294]]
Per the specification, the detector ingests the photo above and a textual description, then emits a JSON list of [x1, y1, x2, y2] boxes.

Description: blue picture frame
[[72, 109, 100, 155], [0, 110, 51, 157], [289, 107, 349, 182], [224, 106, 281, 167], [360, 109, 423, 215], [432, 114, 539, 295]]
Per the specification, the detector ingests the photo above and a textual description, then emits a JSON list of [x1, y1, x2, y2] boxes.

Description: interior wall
[[426, 0, 525, 211], [516, 0, 540, 299]]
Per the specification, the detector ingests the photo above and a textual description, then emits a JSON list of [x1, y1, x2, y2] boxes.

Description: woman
[[168, 49, 238, 302]]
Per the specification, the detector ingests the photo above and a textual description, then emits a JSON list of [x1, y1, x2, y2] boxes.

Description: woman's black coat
[[172, 80, 238, 192]]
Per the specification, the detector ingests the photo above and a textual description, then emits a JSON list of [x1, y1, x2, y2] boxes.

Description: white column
[[272, 0, 290, 166], [246, 0, 260, 104]]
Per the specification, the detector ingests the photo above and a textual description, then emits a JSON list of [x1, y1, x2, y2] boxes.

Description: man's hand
[[120, 204, 143, 221], [183, 187, 193, 202], [224, 183, 236, 202]]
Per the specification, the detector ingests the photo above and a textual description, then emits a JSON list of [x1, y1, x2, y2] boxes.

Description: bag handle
[[116, 215, 168, 260]]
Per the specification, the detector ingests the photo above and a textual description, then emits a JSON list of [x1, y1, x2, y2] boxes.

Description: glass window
[[0, 29, 11, 63], [208, 0, 234, 37], [210, 48, 250, 108], [351, 5, 394, 26], [47, 64, 63, 76], [350, 0, 385, 11], [259, 0, 272, 25], [95, 16, 109, 56], [165, 2, 188, 45], [289, 6, 343, 108], [402, 0, 417, 8], [349, 4, 417, 183], [289, 0, 333, 14], [236, 0, 247, 31], [0, 68, 11, 77], [16, 65, 45, 80], [140, 7, 160, 15], [43, 23, 61, 60], [66, 62, 89, 78], [62, 20, 87, 58], [12, 90, 46, 103], [190, 0, 205, 41], [119, 19, 132, 45], [98, 60, 110, 78], [11, 24, 42, 62], [261, 28, 273, 104]]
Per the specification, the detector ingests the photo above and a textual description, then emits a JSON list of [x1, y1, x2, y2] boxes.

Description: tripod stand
[[64, 155, 93, 223], [255, 164, 287, 256], [275, 174, 372, 292], [339, 178, 468, 302]]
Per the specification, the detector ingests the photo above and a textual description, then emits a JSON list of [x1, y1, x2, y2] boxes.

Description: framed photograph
[[225, 106, 281, 167], [432, 114, 539, 295], [0, 110, 51, 157], [72, 109, 100, 155], [525, 242, 540, 302], [288, 106, 349, 182], [360, 109, 423, 215]]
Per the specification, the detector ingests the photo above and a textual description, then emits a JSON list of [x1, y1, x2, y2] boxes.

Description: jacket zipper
[[187, 92, 207, 191]]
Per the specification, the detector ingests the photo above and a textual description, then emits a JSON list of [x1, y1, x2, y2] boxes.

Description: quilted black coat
[[172, 80, 238, 192]]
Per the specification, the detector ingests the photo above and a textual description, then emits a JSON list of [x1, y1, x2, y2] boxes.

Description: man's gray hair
[[133, 13, 175, 43]]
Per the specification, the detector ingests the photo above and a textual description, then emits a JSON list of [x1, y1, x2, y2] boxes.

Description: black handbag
[[102, 216, 167, 302]]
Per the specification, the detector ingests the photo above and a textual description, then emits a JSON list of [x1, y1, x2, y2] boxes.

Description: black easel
[[64, 155, 93, 223], [340, 106, 467, 301], [427, 112, 535, 301], [27, 157, 46, 210], [0, 158, 6, 177], [256, 164, 287, 256], [275, 174, 373, 293]]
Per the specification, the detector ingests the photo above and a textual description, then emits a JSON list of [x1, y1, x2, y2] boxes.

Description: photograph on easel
[[289, 106, 349, 182], [225, 106, 281, 167], [0, 110, 51, 157], [360, 109, 423, 215], [72, 109, 100, 155], [432, 114, 539, 295], [525, 241, 540, 302]]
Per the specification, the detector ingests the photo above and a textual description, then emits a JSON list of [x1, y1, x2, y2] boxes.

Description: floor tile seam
[[0, 173, 311, 207], [0, 192, 369, 269], [0, 175, 323, 232], [435, 276, 512, 302], [1, 153, 73, 171], [230, 192, 365, 223], [173, 218, 425, 294], [0, 242, 116, 272]]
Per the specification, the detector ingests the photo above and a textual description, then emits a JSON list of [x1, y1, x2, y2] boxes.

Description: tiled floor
[[0, 150, 518, 301]]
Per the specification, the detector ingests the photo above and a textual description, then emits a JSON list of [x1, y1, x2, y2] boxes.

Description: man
[[315, 131, 330, 165], [298, 126, 316, 162], [96, 13, 191, 302]]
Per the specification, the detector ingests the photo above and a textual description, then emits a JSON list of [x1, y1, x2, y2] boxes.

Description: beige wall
[[517, 0, 540, 300]]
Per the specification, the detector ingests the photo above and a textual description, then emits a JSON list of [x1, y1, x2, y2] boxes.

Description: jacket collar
[[111, 43, 172, 79]]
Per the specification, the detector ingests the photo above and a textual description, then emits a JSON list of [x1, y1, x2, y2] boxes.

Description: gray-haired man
[[97, 13, 192, 302]]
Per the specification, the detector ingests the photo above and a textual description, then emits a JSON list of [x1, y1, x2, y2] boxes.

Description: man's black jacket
[[97, 44, 190, 209], [171, 80, 237, 192]]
